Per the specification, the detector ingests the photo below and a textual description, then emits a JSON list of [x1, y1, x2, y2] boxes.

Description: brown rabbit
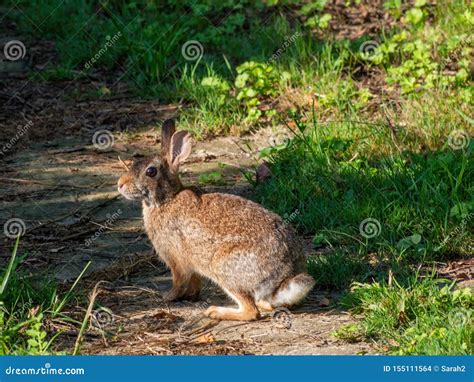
[[117, 120, 315, 321]]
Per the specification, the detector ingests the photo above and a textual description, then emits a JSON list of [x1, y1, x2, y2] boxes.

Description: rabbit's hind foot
[[256, 300, 273, 312], [204, 292, 259, 321]]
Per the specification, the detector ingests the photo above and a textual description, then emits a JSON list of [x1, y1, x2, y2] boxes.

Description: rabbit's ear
[[161, 119, 176, 159], [169, 130, 192, 171]]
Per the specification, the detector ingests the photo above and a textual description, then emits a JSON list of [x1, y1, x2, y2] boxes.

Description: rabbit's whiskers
[[118, 156, 130, 171]]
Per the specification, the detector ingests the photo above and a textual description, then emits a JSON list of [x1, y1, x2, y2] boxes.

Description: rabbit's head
[[117, 119, 192, 206]]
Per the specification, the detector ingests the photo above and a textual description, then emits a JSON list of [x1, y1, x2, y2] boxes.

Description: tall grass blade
[[0, 235, 20, 296]]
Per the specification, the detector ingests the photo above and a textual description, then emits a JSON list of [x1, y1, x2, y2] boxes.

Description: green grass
[[0, 238, 88, 355], [337, 276, 473, 355], [8, 0, 472, 135], [256, 115, 472, 261]]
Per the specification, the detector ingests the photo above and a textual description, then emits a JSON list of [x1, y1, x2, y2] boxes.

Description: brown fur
[[117, 120, 315, 321]]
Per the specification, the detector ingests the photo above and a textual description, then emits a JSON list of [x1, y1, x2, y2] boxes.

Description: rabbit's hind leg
[[204, 291, 259, 321]]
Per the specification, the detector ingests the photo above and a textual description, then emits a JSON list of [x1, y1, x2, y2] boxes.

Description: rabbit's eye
[[145, 167, 158, 177]]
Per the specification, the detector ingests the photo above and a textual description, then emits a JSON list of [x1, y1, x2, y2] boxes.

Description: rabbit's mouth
[[118, 184, 143, 200], [119, 188, 142, 200]]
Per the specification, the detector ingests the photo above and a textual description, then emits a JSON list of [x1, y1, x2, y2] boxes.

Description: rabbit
[[117, 119, 315, 321]]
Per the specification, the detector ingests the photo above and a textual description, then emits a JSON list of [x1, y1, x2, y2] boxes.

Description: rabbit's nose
[[117, 176, 127, 191], [118, 174, 134, 193]]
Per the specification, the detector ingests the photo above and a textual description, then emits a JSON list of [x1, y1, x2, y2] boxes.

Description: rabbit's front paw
[[184, 290, 200, 302], [163, 287, 186, 302]]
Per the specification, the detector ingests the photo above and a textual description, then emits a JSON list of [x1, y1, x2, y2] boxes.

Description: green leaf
[[245, 88, 257, 98], [405, 8, 424, 25], [313, 233, 325, 247], [450, 202, 473, 218], [235, 73, 249, 88], [259, 146, 275, 158], [27, 339, 38, 347], [410, 234, 422, 245]]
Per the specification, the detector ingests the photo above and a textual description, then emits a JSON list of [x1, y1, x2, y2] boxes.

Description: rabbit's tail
[[269, 273, 315, 307]]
